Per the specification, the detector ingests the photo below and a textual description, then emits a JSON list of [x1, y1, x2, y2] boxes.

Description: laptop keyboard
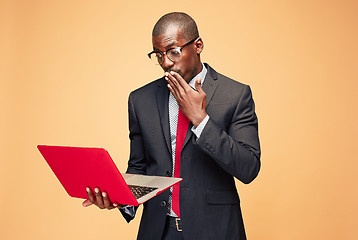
[[128, 185, 158, 199]]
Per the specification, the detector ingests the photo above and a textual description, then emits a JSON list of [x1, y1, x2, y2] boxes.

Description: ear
[[194, 38, 204, 54]]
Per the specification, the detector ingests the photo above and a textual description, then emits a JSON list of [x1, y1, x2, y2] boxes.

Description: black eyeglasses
[[147, 38, 198, 65]]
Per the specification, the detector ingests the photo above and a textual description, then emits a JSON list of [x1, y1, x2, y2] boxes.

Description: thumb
[[82, 199, 93, 207], [195, 78, 203, 92]]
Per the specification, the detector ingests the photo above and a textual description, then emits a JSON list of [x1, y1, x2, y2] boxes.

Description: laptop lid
[[37, 145, 182, 206]]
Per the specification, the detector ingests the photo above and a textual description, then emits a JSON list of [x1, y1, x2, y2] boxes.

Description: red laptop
[[38, 145, 181, 206]]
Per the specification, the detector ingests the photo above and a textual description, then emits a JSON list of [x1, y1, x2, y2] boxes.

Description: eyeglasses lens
[[150, 49, 182, 65], [167, 49, 181, 62]]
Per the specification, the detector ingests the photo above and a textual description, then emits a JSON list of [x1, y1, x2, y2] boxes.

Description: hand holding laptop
[[82, 187, 124, 210]]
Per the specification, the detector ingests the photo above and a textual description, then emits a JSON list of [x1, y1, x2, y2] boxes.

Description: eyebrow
[[165, 42, 177, 49], [153, 41, 178, 51]]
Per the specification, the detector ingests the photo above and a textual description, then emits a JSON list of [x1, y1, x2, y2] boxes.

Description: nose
[[161, 54, 174, 71]]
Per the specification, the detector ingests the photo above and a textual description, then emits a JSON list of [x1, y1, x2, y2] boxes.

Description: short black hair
[[152, 12, 199, 41]]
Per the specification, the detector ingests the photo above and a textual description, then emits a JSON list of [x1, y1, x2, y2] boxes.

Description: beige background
[[1, 0, 358, 239]]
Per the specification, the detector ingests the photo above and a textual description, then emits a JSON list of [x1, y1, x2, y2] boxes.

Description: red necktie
[[172, 108, 190, 218]]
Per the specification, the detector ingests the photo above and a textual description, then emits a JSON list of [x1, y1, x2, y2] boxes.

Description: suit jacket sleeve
[[127, 92, 147, 175], [194, 85, 261, 184], [118, 92, 147, 223]]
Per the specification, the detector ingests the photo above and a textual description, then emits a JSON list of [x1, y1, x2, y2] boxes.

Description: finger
[[167, 72, 185, 92], [102, 192, 112, 209], [167, 84, 176, 98], [170, 71, 190, 90], [165, 72, 179, 93], [82, 199, 93, 207], [113, 202, 124, 209], [94, 187, 104, 208], [167, 72, 187, 99], [165, 74, 179, 99], [86, 187, 96, 204]]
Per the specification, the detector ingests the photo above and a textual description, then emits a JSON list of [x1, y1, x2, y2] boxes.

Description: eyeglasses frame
[[147, 37, 198, 64]]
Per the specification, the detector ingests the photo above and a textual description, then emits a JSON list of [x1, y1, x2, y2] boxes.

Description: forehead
[[152, 25, 185, 50]]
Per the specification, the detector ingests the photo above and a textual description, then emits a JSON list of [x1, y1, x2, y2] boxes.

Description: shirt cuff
[[120, 205, 136, 219], [191, 115, 210, 139]]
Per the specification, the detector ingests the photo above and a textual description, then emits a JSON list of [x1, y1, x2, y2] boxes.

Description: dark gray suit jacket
[[125, 63, 261, 240]]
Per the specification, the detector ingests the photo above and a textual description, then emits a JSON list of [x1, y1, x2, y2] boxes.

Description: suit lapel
[[202, 64, 218, 108], [182, 64, 218, 148], [156, 78, 172, 154]]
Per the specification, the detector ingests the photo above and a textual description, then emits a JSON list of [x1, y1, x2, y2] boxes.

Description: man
[[83, 12, 261, 240]]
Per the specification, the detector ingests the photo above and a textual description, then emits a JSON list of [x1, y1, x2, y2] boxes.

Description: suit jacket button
[[161, 200, 167, 207]]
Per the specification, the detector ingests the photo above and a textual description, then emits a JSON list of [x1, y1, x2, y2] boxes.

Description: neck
[[187, 62, 203, 83]]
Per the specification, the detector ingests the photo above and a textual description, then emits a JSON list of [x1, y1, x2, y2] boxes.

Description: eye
[[155, 53, 163, 60], [168, 49, 181, 57]]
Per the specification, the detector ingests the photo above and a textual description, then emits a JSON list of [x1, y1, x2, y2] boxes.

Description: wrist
[[192, 112, 207, 128]]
